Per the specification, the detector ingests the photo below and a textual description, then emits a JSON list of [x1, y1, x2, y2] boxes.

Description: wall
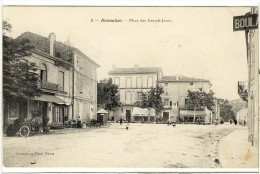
[[160, 81, 211, 108], [109, 73, 158, 105], [73, 54, 98, 122]]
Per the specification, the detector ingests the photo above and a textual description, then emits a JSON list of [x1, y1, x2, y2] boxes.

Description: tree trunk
[[193, 107, 196, 123], [148, 109, 151, 123]]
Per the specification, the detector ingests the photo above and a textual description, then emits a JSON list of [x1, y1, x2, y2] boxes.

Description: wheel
[[19, 126, 30, 137]]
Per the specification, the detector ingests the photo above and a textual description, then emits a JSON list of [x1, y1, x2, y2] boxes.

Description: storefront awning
[[180, 110, 206, 116], [133, 107, 155, 116], [97, 109, 108, 114], [32, 94, 66, 104]]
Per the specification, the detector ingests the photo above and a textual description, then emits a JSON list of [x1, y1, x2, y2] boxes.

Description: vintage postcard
[[1, 4, 259, 173]]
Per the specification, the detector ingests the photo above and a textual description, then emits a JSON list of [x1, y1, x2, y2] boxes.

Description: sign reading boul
[[233, 14, 258, 31]]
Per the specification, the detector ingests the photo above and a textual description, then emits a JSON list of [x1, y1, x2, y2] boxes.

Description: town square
[[1, 6, 259, 172]]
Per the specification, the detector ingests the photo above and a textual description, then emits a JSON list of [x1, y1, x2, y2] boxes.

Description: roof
[[159, 76, 210, 83], [15, 32, 100, 67], [108, 67, 162, 75]]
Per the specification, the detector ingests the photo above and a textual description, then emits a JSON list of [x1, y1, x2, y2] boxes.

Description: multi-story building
[[108, 65, 163, 122], [158, 75, 212, 123], [3, 32, 99, 128], [238, 7, 259, 147]]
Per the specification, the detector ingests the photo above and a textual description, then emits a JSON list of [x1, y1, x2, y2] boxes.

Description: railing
[[41, 81, 59, 91], [238, 81, 248, 102]]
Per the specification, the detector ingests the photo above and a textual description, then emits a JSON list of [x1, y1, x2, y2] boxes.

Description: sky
[[3, 7, 251, 100]]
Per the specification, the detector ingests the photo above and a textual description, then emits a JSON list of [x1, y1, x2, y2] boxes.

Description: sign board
[[233, 14, 258, 31], [8, 103, 18, 120]]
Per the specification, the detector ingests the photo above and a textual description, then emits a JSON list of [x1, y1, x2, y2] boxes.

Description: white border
[[1, 0, 260, 173], [2, 0, 259, 7], [3, 167, 260, 173]]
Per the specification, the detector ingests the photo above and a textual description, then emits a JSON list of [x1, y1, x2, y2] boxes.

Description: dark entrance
[[126, 110, 131, 123], [163, 112, 169, 123]]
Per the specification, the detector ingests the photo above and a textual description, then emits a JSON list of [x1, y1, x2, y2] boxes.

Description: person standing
[[120, 116, 123, 125], [77, 116, 81, 128]]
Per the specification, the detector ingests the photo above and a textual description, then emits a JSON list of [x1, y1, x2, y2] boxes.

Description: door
[[126, 110, 131, 123], [42, 102, 48, 125], [163, 112, 169, 123]]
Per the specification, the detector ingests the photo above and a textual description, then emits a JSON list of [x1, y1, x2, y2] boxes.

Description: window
[[40, 63, 47, 82], [78, 75, 83, 93], [190, 82, 193, 86], [59, 71, 65, 91], [114, 77, 120, 87], [53, 106, 68, 122], [165, 87, 168, 95], [53, 107, 60, 122], [164, 99, 169, 106], [137, 92, 142, 100], [170, 101, 172, 106], [148, 77, 153, 87], [136, 77, 142, 88], [126, 77, 132, 88], [125, 91, 132, 104]]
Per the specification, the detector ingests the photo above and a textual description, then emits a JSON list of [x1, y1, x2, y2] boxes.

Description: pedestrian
[[234, 119, 237, 125], [77, 116, 81, 128], [244, 120, 246, 126], [120, 116, 123, 125], [230, 119, 232, 124], [167, 119, 170, 126]]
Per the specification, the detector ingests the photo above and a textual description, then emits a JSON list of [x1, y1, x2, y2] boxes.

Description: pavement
[[2, 123, 257, 169], [218, 125, 259, 168]]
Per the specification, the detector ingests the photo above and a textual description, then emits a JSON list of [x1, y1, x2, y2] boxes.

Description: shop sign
[[8, 103, 18, 120], [233, 14, 258, 31]]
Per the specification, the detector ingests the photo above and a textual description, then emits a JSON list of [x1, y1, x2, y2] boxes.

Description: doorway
[[126, 110, 131, 123], [163, 112, 170, 123]]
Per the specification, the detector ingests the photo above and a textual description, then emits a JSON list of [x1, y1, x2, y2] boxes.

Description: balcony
[[238, 81, 248, 102], [41, 81, 59, 91]]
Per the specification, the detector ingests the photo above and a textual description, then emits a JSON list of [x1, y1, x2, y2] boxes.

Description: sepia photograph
[[1, 5, 259, 172]]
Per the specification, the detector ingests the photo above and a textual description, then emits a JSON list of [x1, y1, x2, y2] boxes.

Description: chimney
[[64, 37, 71, 46], [112, 65, 116, 70], [134, 64, 138, 70], [49, 33, 56, 56]]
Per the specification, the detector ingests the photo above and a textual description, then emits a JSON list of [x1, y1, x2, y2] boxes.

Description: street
[[3, 123, 237, 168]]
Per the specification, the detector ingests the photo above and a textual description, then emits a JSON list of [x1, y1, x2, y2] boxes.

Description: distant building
[[108, 65, 163, 122], [237, 7, 259, 146], [158, 75, 212, 123], [3, 32, 99, 128]]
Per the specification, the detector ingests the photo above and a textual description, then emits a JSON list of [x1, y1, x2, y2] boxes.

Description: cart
[[6, 117, 46, 137]]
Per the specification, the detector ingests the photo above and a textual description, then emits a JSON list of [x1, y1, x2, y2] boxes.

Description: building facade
[[3, 32, 99, 128], [158, 75, 213, 123], [108, 65, 163, 122]]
